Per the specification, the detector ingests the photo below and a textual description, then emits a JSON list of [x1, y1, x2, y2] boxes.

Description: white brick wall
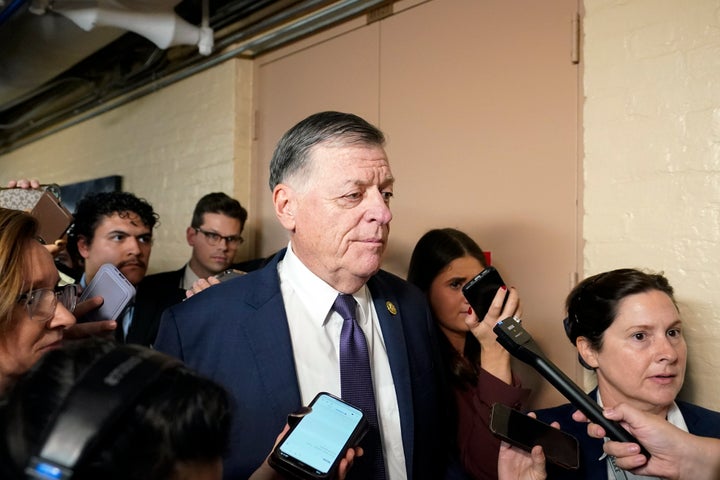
[[584, 0, 720, 408], [0, 59, 253, 273]]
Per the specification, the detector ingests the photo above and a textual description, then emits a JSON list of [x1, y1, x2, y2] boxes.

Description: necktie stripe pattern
[[334, 293, 387, 480]]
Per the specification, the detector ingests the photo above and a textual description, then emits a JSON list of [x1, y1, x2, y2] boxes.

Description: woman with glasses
[[0, 208, 80, 392]]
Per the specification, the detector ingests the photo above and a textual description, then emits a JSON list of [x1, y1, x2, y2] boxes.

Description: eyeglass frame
[[17, 284, 79, 322], [193, 227, 244, 247]]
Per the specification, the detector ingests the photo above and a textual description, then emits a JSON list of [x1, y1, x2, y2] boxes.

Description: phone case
[[0, 187, 73, 244], [462, 266, 508, 316], [268, 392, 368, 480], [78, 264, 136, 323], [490, 403, 579, 470]]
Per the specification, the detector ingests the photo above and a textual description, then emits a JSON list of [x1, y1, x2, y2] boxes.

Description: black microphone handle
[[533, 355, 651, 459]]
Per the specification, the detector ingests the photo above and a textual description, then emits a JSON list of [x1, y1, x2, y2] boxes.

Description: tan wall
[[0, 59, 254, 274], [583, 0, 720, 409]]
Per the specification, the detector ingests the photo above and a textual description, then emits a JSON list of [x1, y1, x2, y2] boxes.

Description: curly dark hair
[[68, 191, 159, 248]]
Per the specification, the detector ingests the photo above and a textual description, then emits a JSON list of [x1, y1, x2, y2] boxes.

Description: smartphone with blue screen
[[269, 392, 368, 480]]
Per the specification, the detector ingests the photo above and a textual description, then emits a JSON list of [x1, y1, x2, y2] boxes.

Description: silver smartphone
[[78, 263, 136, 323]]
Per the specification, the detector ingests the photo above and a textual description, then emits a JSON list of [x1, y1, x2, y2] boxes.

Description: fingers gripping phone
[[269, 392, 368, 480], [214, 268, 246, 282], [462, 266, 509, 316], [78, 263, 135, 323], [490, 403, 579, 470]]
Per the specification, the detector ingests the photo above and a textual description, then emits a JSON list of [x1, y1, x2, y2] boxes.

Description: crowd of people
[[1, 111, 719, 480]]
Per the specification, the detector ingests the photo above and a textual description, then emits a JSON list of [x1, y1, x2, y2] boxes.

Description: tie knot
[[333, 294, 357, 322]]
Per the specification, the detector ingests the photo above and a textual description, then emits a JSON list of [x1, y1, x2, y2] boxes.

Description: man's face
[[77, 212, 153, 286], [277, 142, 394, 292], [187, 212, 243, 277]]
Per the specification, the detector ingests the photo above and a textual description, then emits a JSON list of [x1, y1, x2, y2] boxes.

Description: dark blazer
[[154, 249, 459, 480], [535, 388, 720, 480], [125, 267, 187, 346]]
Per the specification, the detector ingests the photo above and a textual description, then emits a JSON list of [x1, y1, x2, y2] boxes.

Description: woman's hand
[[497, 413, 550, 480], [466, 286, 522, 384]]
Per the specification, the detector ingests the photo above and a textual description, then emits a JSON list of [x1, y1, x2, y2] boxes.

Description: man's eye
[[138, 235, 153, 244], [207, 233, 221, 242], [111, 234, 126, 241], [382, 191, 394, 200]]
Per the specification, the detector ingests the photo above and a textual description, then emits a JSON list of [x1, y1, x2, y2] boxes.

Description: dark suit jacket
[[154, 249, 459, 480], [125, 267, 187, 346], [535, 388, 720, 480]]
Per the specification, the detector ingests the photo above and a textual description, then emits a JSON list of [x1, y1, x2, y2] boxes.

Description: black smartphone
[[214, 268, 246, 282], [78, 263, 136, 323], [269, 392, 368, 480], [490, 403, 579, 470], [462, 266, 508, 316]]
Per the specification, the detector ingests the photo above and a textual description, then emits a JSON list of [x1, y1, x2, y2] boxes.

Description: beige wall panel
[[254, 25, 381, 254]]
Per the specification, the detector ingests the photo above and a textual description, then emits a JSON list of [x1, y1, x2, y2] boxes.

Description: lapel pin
[[385, 301, 397, 315]]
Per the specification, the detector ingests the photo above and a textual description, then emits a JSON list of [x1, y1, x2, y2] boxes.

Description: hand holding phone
[[462, 266, 509, 317], [490, 403, 579, 470], [269, 392, 368, 480], [78, 264, 135, 323]]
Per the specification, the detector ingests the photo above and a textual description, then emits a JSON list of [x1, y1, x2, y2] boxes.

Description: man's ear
[[76, 235, 91, 260], [273, 184, 297, 232], [186, 226, 197, 246], [576, 336, 600, 369]]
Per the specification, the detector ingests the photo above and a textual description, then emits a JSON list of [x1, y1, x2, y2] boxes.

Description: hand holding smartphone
[[490, 403, 579, 470], [269, 392, 368, 480], [78, 264, 135, 323], [462, 266, 509, 317]]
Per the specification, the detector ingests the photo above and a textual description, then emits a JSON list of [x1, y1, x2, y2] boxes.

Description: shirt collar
[[280, 242, 370, 326]]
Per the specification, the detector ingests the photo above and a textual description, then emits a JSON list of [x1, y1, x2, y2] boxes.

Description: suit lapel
[[241, 250, 302, 416], [368, 274, 415, 478]]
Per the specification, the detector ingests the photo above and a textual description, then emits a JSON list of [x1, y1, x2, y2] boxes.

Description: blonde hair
[[0, 209, 39, 331]]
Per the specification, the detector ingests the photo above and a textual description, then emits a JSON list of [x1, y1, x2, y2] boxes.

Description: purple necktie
[[334, 293, 387, 480]]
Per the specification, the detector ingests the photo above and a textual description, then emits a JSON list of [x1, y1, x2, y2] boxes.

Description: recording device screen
[[271, 392, 366, 478], [490, 403, 579, 470]]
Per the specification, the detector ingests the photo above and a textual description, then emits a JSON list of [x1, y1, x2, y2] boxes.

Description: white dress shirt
[[278, 243, 407, 480]]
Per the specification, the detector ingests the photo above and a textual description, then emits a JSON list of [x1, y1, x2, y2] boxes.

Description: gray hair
[[268, 111, 386, 191]]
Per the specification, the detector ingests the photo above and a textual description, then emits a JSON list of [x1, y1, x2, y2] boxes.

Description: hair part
[[0, 209, 39, 331], [563, 268, 677, 369], [190, 192, 247, 229], [268, 111, 386, 191]]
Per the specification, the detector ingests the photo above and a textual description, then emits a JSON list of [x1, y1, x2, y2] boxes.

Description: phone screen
[[462, 266, 508, 316], [490, 403, 579, 470], [276, 393, 365, 476]]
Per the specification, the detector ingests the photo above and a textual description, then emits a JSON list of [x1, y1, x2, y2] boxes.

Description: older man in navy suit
[[155, 112, 460, 479]]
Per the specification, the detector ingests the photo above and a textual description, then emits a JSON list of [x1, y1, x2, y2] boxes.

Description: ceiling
[[0, 0, 389, 154]]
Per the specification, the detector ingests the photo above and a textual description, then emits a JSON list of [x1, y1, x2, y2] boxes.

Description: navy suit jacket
[[535, 388, 720, 480], [154, 249, 459, 479]]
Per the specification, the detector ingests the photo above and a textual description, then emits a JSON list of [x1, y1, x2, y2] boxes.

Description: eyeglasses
[[194, 227, 244, 247], [17, 284, 78, 322]]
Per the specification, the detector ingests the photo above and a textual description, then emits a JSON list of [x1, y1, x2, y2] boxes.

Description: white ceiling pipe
[[51, 4, 213, 55]]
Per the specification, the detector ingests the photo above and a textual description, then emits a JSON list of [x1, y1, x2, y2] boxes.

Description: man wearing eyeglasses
[[127, 192, 248, 347]]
